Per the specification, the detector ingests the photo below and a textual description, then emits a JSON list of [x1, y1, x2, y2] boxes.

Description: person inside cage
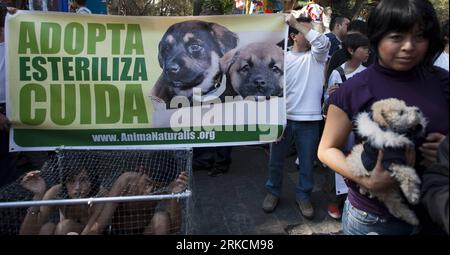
[[19, 159, 107, 235], [82, 167, 189, 235]]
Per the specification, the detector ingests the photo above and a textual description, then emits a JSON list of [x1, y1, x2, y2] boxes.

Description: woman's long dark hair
[[59, 155, 100, 199], [368, 0, 443, 68]]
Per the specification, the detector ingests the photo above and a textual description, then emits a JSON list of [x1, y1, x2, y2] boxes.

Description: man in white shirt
[[262, 14, 330, 219]]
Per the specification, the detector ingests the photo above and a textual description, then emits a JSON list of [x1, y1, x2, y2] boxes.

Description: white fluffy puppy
[[347, 98, 427, 226]]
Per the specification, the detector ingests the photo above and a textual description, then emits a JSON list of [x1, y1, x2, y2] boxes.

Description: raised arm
[[19, 171, 59, 235], [307, 29, 330, 63], [285, 14, 330, 63]]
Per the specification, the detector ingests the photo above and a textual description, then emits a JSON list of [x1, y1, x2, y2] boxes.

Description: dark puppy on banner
[[150, 20, 239, 108]]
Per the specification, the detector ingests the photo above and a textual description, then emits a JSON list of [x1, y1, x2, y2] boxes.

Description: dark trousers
[[0, 129, 17, 188], [193, 147, 232, 171]]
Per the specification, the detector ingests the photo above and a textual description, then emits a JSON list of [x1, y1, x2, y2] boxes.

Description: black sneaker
[[297, 200, 315, 220], [192, 164, 211, 172]]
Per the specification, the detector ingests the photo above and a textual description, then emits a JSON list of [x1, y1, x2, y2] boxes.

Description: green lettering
[[101, 58, 111, 81], [19, 57, 31, 81], [50, 84, 76, 125], [32, 57, 47, 81], [112, 58, 119, 81], [87, 23, 106, 54], [120, 58, 132, 81], [107, 24, 125, 55], [123, 84, 148, 124], [18, 22, 39, 54], [95, 84, 120, 124], [79, 84, 91, 124], [47, 57, 61, 80], [64, 22, 84, 55], [124, 24, 144, 55], [92, 58, 99, 81], [75, 57, 90, 81], [133, 58, 148, 81], [62, 57, 74, 81], [19, 83, 46, 125], [41, 22, 61, 54]]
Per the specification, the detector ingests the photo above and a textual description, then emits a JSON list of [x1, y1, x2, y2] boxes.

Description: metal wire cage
[[0, 149, 193, 235]]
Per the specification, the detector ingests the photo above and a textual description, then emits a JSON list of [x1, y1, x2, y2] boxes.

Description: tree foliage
[[200, 0, 234, 15], [107, 0, 193, 16], [429, 0, 449, 23], [327, 0, 447, 22], [321, 0, 379, 20]]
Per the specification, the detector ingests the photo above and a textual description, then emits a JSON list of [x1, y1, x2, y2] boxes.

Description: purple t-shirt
[[329, 62, 449, 218]]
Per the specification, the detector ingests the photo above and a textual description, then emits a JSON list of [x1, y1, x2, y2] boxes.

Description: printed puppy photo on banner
[[5, 11, 286, 151]]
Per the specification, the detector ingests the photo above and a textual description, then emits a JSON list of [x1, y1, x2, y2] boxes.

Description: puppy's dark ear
[[220, 49, 239, 73], [157, 41, 164, 68], [210, 23, 239, 55]]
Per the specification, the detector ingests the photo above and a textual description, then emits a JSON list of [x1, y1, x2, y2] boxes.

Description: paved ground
[[190, 145, 342, 235]]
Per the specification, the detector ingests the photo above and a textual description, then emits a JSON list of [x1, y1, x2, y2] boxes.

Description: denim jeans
[[265, 120, 320, 202], [342, 199, 415, 235]]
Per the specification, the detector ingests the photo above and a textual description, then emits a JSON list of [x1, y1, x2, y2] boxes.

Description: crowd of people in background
[[0, 0, 448, 235], [264, 0, 448, 236]]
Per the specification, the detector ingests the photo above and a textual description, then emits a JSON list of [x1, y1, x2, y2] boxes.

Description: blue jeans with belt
[[342, 199, 415, 235], [265, 120, 320, 202]]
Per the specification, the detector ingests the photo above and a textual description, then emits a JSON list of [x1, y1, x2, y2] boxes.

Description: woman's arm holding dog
[[318, 105, 397, 191]]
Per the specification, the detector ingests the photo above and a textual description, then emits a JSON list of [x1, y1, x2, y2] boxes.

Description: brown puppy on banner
[[219, 42, 284, 99]]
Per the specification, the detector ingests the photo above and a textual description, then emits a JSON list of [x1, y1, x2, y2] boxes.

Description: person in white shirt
[[325, 33, 370, 106], [262, 14, 330, 219], [323, 32, 369, 220], [434, 20, 448, 71], [70, 0, 91, 14], [28, 0, 48, 11]]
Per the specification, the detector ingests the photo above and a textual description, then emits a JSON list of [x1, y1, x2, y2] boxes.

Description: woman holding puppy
[[318, 0, 448, 235]]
